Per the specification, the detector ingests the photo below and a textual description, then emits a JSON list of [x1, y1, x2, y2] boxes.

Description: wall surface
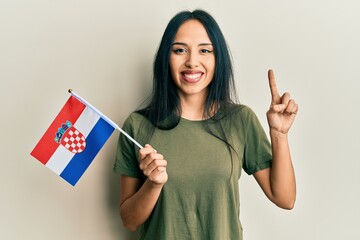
[[1, 0, 359, 239]]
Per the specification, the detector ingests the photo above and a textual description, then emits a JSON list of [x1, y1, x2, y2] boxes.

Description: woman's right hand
[[120, 144, 168, 231], [139, 144, 168, 187]]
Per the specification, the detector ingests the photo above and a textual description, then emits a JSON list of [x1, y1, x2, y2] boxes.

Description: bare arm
[[254, 131, 296, 209], [254, 69, 298, 210], [119, 144, 168, 231]]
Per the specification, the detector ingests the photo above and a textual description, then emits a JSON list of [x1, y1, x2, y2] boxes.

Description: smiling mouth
[[181, 72, 203, 83]]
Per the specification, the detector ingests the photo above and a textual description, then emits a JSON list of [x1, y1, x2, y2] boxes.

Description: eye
[[200, 49, 213, 54], [172, 48, 187, 54]]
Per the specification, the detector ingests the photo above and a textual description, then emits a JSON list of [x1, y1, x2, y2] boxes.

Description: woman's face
[[170, 20, 215, 100]]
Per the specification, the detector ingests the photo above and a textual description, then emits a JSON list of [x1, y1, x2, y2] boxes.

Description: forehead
[[173, 20, 212, 43]]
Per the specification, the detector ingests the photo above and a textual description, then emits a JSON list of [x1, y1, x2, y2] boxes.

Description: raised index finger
[[268, 69, 281, 104]]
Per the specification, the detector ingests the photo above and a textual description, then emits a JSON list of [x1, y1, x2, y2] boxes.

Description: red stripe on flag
[[31, 96, 86, 164]]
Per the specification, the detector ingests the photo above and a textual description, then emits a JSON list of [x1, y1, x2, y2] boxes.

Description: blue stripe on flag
[[60, 118, 115, 186]]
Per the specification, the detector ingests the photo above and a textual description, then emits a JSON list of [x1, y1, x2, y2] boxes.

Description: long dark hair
[[137, 9, 238, 129]]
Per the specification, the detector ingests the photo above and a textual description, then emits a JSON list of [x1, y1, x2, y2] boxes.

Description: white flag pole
[[68, 89, 143, 149]]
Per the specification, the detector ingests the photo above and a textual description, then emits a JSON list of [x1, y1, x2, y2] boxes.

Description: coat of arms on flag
[[31, 95, 115, 186], [55, 120, 86, 154]]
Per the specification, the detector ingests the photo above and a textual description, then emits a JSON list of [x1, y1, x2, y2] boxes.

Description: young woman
[[114, 9, 298, 240]]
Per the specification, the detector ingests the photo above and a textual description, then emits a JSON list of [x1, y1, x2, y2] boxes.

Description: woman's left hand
[[266, 69, 298, 134]]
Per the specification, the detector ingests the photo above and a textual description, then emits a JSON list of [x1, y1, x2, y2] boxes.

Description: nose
[[185, 52, 199, 68]]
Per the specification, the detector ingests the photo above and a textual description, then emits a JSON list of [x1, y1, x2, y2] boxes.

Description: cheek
[[169, 67, 178, 82], [169, 57, 177, 77], [169, 56, 183, 79], [205, 59, 216, 76]]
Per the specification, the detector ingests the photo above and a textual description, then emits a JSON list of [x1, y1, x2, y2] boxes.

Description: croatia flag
[[31, 96, 115, 186]]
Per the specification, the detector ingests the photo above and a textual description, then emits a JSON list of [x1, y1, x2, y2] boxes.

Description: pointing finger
[[268, 69, 281, 104]]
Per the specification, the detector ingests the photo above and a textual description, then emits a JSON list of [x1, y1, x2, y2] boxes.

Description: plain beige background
[[1, 0, 359, 239]]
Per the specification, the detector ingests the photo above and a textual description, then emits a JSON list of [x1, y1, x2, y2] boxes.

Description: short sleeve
[[113, 114, 142, 178], [240, 106, 272, 175]]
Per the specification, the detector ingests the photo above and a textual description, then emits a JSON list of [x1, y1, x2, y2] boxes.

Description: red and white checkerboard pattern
[[61, 127, 86, 154]]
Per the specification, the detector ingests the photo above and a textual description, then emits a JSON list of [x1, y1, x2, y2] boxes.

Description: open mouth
[[181, 71, 203, 83]]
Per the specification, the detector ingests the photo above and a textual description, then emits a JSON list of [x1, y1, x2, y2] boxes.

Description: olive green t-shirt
[[113, 105, 272, 240]]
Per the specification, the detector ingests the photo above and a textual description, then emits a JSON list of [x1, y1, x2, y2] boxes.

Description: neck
[[179, 93, 207, 121]]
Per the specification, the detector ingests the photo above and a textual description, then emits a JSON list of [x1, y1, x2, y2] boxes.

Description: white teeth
[[184, 73, 201, 79]]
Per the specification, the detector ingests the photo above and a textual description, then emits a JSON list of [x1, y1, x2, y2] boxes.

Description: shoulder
[[127, 111, 146, 122], [220, 104, 263, 133], [120, 112, 148, 137], [123, 111, 155, 144], [123, 112, 151, 127], [222, 104, 256, 120]]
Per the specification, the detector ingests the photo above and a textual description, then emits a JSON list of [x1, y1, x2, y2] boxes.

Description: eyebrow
[[172, 42, 213, 46]]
